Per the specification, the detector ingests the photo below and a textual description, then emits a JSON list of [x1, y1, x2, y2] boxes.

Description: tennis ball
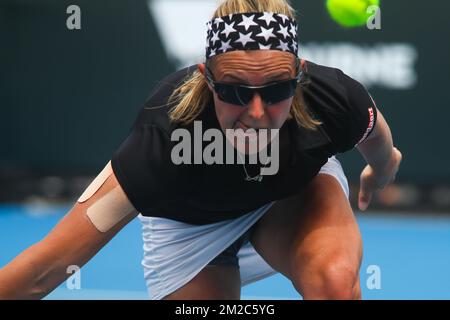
[[326, 0, 380, 28]]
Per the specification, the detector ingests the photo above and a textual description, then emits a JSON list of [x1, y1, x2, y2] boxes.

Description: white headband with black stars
[[205, 12, 299, 59]]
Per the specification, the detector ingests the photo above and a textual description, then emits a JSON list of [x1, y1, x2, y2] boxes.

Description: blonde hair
[[168, 0, 321, 130]]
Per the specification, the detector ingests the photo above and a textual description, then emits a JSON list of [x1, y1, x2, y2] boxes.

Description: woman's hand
[[358, 147, 403, 211]]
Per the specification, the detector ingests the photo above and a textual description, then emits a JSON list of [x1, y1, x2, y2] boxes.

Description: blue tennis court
[[1, 205, 449, 300]]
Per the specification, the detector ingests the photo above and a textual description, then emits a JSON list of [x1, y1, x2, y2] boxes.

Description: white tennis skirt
[[139, 156, 350, 300]]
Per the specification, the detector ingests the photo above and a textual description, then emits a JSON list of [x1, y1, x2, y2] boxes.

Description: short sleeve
[[333, 70, 378, 153]]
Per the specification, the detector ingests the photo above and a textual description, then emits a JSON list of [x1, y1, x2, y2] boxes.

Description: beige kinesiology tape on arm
[[77, 161, 136, 233]]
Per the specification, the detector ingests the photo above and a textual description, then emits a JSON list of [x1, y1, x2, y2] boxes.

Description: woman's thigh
[[163, 265, 241, 300], [249, 173, 363, 297]]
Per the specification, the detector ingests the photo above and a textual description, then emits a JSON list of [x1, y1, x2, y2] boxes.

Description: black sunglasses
[[204, 58, 302, 107]]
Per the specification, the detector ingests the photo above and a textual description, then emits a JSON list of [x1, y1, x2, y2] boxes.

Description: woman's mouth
[[234, 120, 249, 131]]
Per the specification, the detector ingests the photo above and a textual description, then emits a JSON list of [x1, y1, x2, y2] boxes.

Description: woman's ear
[[197, 63, 206, 76]]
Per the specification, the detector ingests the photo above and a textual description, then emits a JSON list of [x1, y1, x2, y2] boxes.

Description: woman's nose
[[246, 92, 265, 120]]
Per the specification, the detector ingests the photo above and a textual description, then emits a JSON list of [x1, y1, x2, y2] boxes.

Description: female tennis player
[[0, 0, 401, 300]]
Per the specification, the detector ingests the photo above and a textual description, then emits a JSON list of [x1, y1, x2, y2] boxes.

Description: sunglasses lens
[[235, 86, 254, 106], [260, 80, 297, 105], [215, 84, 254, 106], [216, 84, 241, 105]]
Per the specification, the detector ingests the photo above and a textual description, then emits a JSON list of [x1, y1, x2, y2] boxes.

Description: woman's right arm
[[0, 167, 138, 299]]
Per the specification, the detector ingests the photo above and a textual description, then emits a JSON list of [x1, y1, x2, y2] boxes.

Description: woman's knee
[[290, 251, 361, 300]]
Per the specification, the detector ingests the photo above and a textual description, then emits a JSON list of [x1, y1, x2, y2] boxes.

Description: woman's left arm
[[356, 108, 403, 211]]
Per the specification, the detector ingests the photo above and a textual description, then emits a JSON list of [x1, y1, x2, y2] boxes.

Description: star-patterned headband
[[205, 12, 299, 59]]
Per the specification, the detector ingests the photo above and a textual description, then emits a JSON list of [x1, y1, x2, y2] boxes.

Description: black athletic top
[[111, 60, 377, 225]]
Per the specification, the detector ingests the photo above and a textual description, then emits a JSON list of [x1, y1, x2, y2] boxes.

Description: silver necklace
[[237, 152, 270, 182]]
